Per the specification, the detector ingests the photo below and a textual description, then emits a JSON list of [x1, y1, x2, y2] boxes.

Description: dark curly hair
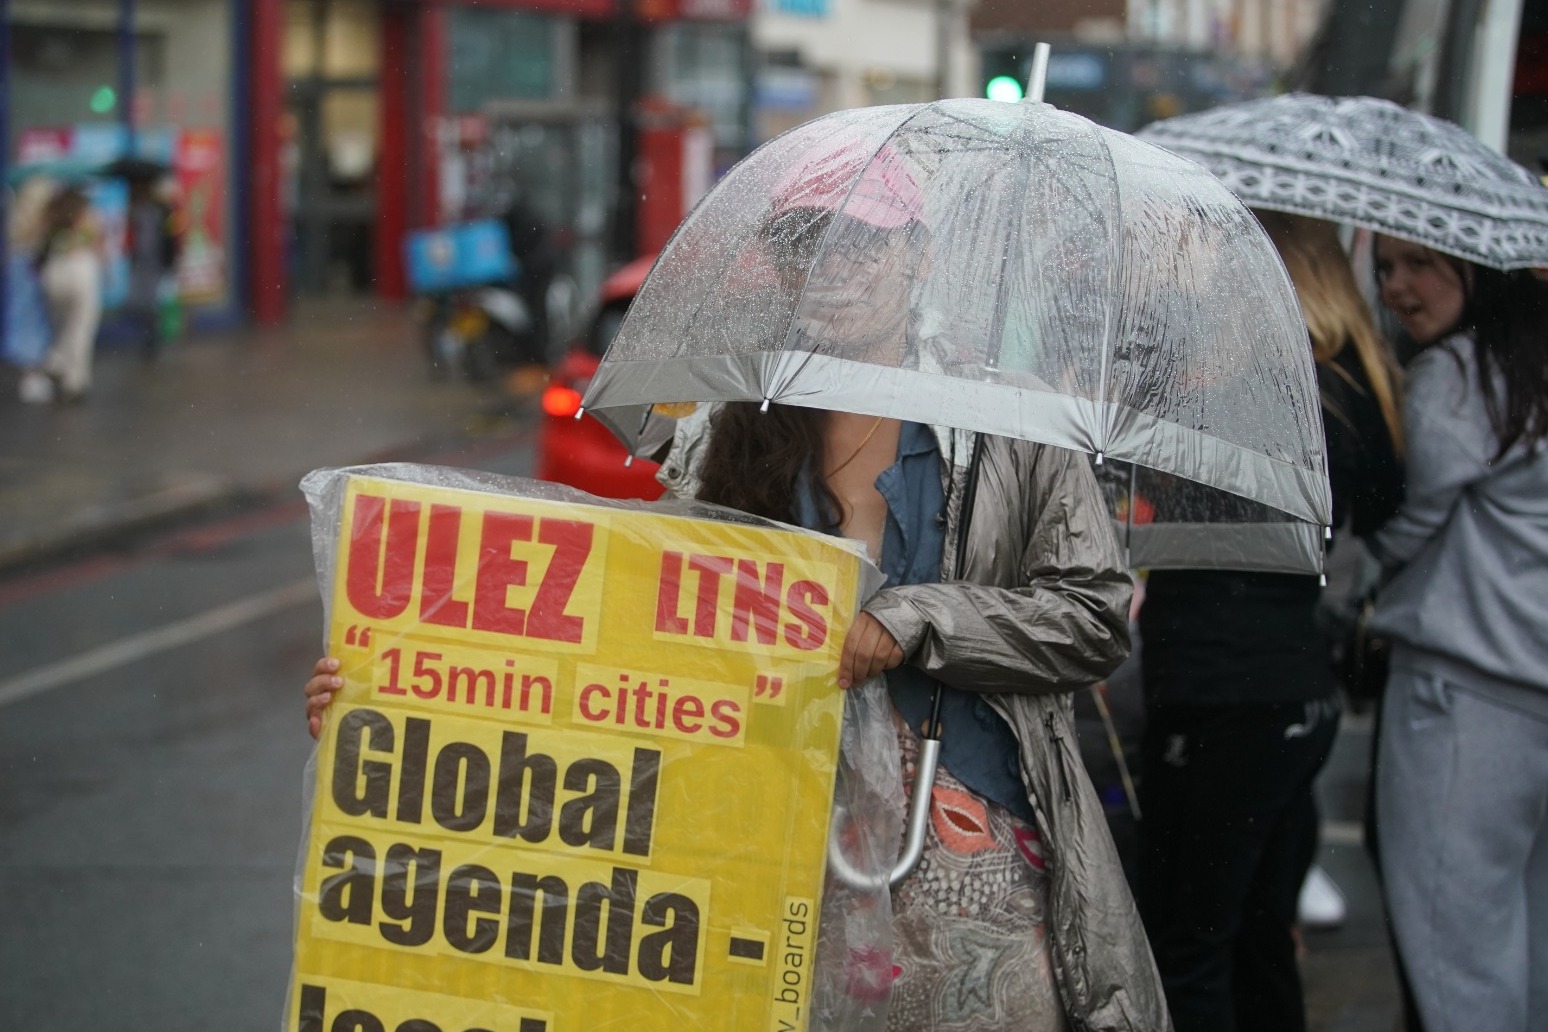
[[694, 402, 842, 527]]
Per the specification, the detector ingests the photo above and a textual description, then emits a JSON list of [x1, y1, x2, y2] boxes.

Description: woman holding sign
[[306, 163, 1166, 1032], [646, 170, 1164, 1029]]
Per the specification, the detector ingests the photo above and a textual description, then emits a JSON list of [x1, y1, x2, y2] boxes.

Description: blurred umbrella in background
[[5, 158, 103, 186], [99, 156, 171, 183]]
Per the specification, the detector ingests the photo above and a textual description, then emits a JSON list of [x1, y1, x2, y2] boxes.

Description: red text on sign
[[378, 648, 553, 716], [344, 494, 594, 644], [653, 552, 829, 650], [576, 673, 743, 740]]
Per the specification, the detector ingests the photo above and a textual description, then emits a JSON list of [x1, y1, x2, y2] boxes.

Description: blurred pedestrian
[[1136, 211, 1405, 1032], [35, 186, 103, 404], [1367, 235, 1548, 1032], [124, 176, 180, 360], [6, 177, 57, 403], [500, 192, 561, 369]]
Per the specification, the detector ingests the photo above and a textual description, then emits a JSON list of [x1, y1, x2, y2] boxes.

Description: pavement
[[0, 298, 1404, 1029], [0, 297, 537, 574]]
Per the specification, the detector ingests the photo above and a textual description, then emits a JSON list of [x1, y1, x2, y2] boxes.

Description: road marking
[[0, 578, 318, 709]]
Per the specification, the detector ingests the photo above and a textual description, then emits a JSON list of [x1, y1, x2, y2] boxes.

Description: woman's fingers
[[839, 612, 904, 689], [305, 657, 343, 740]]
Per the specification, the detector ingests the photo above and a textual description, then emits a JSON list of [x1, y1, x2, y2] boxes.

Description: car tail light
[[542, 383, 584, 418]]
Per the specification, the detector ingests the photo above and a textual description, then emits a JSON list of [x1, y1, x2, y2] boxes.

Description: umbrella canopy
[[1137, 93, 1548, 271], [100, 156, 171, 182], [5, 158, 103, 186], [583, 98, 1332, 573]]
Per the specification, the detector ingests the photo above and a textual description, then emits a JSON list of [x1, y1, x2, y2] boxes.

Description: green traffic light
[[986, 75, 1023, 103], [90, 85, 117, 114]]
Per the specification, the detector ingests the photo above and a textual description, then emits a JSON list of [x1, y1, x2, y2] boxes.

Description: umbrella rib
[[1094, 128, 1124, 454]]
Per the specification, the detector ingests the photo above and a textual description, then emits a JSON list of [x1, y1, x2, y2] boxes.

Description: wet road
[[0, 500, 323, 1029], [0, 444, 537, 1031]]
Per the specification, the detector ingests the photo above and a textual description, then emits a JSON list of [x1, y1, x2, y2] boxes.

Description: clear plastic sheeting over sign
[[290, 464, 896, 1032], [582, 98, 1332, 574]]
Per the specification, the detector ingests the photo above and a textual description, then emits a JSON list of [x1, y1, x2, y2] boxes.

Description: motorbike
[[421, 282, 539, 383], [409, 217, 555, 384]]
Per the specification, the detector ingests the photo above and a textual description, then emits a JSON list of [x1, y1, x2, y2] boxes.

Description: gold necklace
[[826, 415, 886, 478]]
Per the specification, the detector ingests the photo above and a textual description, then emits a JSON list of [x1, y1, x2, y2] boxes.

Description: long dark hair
[[1450, 261, 1548, 461], [695, 402, 843, 526]]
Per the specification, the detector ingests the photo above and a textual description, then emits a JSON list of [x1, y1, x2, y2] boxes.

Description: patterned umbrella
[[1137, 93, 1548, 271]]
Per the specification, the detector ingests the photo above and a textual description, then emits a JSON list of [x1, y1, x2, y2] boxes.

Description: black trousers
[[1137, 698, 1339, 1032]]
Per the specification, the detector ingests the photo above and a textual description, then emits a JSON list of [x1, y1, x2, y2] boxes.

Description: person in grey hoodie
[[1369, 234, 1548, 1032]]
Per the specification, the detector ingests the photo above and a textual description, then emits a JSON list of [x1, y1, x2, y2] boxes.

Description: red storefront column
[[248, 0, 285, 324], [375, 4, 411, 299], [418, 4, 447, 228], [375, 1, 446, 299]]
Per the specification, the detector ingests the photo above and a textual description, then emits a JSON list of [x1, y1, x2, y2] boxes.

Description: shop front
[[2, 0, 750, 333], [252, 0, 752, 323], [5, 0, 239, 328]]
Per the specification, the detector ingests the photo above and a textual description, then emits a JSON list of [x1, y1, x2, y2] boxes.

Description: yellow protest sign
[[290, 472, 866, 1032]]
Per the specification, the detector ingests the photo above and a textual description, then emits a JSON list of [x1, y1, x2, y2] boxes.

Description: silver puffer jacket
[[659, 411, 1171, 1032]]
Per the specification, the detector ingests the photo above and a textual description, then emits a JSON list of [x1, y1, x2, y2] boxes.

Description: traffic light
[[981, 45, 1025, 102]]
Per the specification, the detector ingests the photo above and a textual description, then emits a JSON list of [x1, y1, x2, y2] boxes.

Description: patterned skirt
[[886, 723, 1069, 1032]]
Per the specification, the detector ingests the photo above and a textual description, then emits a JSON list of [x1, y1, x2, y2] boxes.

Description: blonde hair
[[9, 177, 57, 252], [1256, 210, 1404, 454]]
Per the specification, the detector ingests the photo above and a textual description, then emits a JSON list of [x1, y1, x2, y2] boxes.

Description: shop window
[[9, 24, 166, 139], [449, 9, 557, 113], [285, 0, 380, 80], [659, 24, 750, 151]]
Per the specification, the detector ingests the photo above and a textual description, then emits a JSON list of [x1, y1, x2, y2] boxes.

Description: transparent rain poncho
[[583, 99, 1332, 573]]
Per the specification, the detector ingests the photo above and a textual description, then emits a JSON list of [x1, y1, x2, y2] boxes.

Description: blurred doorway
[[283, 0, 380, 295]]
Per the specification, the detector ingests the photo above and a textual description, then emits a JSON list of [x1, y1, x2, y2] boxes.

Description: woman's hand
[[305, 657, 342, 739], [838, 611, 904, 689]]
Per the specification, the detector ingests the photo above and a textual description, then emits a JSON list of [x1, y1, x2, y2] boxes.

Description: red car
[[535, 255, 666, 500]]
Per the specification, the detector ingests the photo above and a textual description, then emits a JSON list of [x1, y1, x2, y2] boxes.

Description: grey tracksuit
[[1369, 333, 1548, 1032]]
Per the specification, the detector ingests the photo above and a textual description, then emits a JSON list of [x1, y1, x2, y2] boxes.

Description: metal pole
[[933, 0, 953, 100], [1026, 41, 1050, 103], [612, 0, 643, 263], [119, 0, 137, 155]]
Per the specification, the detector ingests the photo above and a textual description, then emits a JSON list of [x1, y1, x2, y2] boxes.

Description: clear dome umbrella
[[580, 72, 1333, 884], [582, 95, 1331, 574]]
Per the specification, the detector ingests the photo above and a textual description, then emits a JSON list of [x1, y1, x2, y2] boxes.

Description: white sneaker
[[1297, 863, 1347, 930], [18, 371, 54, 404]]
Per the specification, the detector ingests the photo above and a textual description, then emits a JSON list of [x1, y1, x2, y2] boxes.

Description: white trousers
[[1376, 658, 1548, 1032], [40, 250, 103, 395]]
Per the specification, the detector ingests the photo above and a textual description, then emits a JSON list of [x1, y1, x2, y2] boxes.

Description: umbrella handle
[[889, 735, 941, 887], [823, 736, 941, 891]]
